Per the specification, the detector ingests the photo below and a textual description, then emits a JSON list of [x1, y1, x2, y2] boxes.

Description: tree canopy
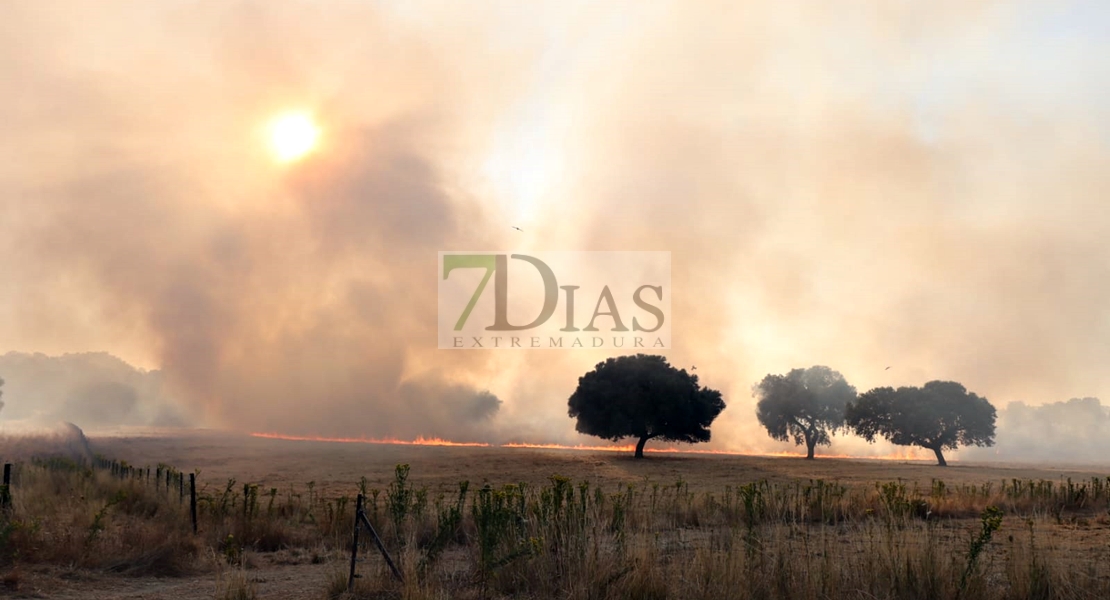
[[754, 366, 856, 459], [568, 354, 725, 458], [845, 380, 996, 466]]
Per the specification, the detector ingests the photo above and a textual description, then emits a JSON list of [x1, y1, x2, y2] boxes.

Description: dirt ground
[[11, 551, 340, 600]]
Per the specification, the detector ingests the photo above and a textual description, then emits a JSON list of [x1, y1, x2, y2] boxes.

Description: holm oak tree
[[568, 354, 725, 458], [754, 366, 856, 459], [845, 380, 996, 466]]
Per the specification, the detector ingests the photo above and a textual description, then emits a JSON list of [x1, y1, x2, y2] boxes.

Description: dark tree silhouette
[[568, 354, 725, 458], [845, 381, 996, 466], [754, 366, 856, 459]]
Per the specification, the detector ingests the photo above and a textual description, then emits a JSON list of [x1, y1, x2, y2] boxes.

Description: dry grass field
[[90, 430, 1110, 494], [3, 431, 1110, 599]]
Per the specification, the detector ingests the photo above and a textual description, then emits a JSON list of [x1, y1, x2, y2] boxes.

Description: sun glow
[[268, 112, 320, 162]]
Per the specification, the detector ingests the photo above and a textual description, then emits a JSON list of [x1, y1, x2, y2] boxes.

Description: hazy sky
[[1, 1, 1108, 456]]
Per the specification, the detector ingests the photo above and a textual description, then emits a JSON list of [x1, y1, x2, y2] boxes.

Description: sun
[[268, 112, 320, 162]]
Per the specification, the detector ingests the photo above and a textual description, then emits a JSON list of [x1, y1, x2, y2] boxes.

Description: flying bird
[[512, 226, 523, 232], [885, 366, 891, 370]]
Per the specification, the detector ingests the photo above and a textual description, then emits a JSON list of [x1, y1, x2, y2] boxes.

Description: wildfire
[[249, 432, 490, 447], [249, 433, 927, 461]]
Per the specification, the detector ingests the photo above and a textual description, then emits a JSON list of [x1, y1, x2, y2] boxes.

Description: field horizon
[[87, 430, 1110, 495]]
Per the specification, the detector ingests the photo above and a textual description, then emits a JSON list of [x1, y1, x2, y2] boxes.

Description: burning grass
[[248, 431, 933, 460]]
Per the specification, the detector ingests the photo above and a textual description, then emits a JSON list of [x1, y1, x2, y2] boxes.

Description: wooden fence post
[[348, 494, 363, 590], [189, 473, 198, 534], [347, 493, 403, 586], [359, 505, 404, 582], [1, 464, 11, 508]]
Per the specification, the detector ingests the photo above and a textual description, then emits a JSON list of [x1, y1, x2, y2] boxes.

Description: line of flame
[[249, 432, 929, 460], [249, 432, 490, 447]]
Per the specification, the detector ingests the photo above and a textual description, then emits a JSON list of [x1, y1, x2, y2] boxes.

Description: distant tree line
[[567, 355, 996, 466]]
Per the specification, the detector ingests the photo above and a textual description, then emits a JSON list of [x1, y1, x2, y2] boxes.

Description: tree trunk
[[804, 427, 817, 459], [635, 435, 649, 459], [932, 446, 947, 467]]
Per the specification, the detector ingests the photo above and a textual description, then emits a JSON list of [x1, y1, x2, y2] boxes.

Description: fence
[[2, 454, 402, 584]]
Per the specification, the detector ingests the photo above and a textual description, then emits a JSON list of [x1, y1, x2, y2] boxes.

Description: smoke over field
[[0, 2, 1108, 459]]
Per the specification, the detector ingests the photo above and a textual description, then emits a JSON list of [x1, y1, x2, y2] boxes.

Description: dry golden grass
[[2, 431, 1110, 599], [90, 431, 1110, 495]]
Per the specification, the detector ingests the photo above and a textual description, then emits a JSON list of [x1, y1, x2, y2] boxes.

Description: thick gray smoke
[[0, 122, 504, 437], [0, 352, 184, 428], [963, 398, 1110, 465]]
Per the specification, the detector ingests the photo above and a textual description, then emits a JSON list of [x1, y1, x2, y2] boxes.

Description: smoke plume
[[963, 397, 1110, 464], [0, 2, 1108, 456]]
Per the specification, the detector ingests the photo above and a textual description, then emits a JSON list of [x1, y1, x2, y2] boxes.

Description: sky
[[1, 0, 1108, 458]]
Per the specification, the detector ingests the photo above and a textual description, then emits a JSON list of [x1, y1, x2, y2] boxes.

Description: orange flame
[[249, 432, 490, 447], [249, 432, 927, 461]]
